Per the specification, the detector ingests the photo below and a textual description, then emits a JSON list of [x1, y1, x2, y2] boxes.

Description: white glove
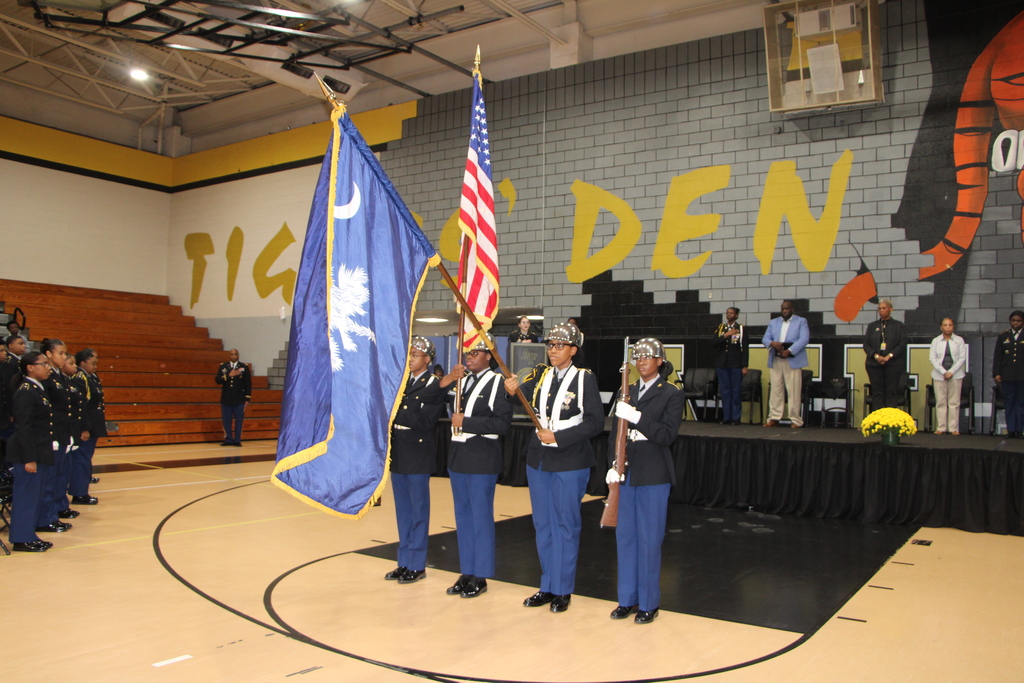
[[52, 440, 60, 451], [606, 467, 624, 485], [615, 401, 642, 424]]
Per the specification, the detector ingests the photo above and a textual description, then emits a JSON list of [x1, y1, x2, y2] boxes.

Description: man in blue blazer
[[761, 300, 810, 428]]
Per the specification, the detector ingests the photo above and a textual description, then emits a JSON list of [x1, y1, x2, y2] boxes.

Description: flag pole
[[435, 261, 543, 431]]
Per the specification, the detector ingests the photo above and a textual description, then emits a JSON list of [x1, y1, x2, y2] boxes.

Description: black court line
[[154, 484, 916, 683]]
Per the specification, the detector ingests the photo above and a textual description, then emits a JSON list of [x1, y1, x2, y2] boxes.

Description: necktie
[[547, 371, 562, 413], [405, 375, 414, 393], [462, 374, 477, 399]]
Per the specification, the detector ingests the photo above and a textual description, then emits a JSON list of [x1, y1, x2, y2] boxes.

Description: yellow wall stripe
[[1, 115, 173, 186], [0, 100, 417, 189]]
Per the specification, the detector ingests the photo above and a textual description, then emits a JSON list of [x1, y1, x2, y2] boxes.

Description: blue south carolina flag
[[273, 106, 439, 518]]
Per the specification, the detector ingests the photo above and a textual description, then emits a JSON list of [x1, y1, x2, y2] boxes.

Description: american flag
[[457, 68, 499, 350]]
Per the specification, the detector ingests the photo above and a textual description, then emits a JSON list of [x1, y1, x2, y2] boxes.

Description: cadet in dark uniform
[[994, 310, 1024, 438], [508, 315, 540, 344], [864, 299, 907, 410], [57, 354, 88, 516], [0, 335, 26, 444], [713, 307, 748, 425], [39, 338, 75, 532], [504, 322, 604, 613], [606, 339, 685, 624], [385, 336, 451, 584], [445, 334, 513, 598], [7, 352, 56, 552], [71, 348, 106, 501], [216, 349, 251, 446]]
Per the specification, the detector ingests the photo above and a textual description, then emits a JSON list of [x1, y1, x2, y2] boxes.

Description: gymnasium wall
[[0, 158, 170, 295]]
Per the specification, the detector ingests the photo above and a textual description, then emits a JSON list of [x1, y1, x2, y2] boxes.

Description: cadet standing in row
[[504, 322, 604, 613], [606, 338, 685, 624], [446, 334, 513, 598]]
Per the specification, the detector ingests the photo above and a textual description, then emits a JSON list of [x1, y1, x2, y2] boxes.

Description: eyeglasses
[[29, 362, 48, 367], [546, 342, 569, 351], [465, 350, 487, 358], [410, 353, 431, 359]]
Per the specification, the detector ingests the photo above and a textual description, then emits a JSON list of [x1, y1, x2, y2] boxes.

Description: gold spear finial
[[315, 72, 346, 113], [474, 45, 481, 71]]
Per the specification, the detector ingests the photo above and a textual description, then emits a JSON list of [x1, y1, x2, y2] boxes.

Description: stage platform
[[88, 418, 1024, 538]]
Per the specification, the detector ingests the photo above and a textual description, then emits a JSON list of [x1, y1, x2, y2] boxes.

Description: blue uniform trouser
[[221, 403, 245, 444], [449, 470, 498, 578], [616, 473, 671, 612], [69, 437, 96, 497], [527, 465, 589, 595], [1003, 381, 1024, 433], [717, 367, 743, 422], [11, 462, 47, 543], [392, 472, 430, 571], [42, 447, 68, 524]]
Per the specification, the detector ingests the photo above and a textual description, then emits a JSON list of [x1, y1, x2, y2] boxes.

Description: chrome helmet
[[468, 333, 495, 353], [632, 337, 666, 361], [544, 322, 583, 347], [410, 336, 436, 359]]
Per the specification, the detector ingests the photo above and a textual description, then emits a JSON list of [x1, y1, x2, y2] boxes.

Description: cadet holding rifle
[[605, 338, 684, 624]]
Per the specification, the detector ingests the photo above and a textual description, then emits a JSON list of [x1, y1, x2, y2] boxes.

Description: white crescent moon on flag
[[335, 183, 361, 219]]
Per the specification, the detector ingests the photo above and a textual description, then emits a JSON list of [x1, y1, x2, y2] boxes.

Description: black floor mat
[[357, 500, 917, 634]]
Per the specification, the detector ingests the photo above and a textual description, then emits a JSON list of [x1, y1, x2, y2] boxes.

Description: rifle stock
[[600, 336, 630, 528]]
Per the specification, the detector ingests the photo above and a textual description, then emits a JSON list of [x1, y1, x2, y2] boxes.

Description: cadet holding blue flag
[[385, 336, 453, 585]]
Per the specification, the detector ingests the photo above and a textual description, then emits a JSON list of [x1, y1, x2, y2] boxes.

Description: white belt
[[628, 429, 647, 442], [450, 432, 498, 442], [393, 425, 410, 431]]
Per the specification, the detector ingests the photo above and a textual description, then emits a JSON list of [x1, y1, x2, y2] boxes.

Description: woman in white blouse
[[929, 318, 968, 434]]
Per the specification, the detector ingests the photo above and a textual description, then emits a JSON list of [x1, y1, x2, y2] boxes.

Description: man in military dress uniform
[[713, 307, 748, 425], [385, 336, 450, 584], [216, 349, 251, 446], [606, 339, 685, 624], [994, 310, 1024, 438], [504, 322, 604, 613], [445, 334, 513, 598]]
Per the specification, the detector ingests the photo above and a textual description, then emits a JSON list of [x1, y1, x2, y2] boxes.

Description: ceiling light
[[526, 315, 544, 320], [415, 317, 449, 323], [130, 68, 149, 81]]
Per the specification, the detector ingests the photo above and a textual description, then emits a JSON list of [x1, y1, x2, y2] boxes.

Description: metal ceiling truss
[[0, 0, 563, 126]]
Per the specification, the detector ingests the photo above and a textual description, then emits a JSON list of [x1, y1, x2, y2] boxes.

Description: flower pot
[[880, 430, 900, 446]]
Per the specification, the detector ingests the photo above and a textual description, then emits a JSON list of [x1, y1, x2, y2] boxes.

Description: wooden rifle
[[600, 336, 630, 528]]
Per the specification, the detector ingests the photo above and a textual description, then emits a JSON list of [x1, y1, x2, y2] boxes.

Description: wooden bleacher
[[0, 278, 281, 446]]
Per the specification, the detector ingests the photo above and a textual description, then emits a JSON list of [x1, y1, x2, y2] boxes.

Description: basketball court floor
[[2, 440, 1023, 681]]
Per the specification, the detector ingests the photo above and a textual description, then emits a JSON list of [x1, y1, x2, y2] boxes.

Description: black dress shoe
[[90, 477, 100, 484], [523, 591, 555, 607], [36, 540, 53, 549], [550, 594, 571, 612], [384, 566, 408, 581], [58, 508, 80, 519], [610, 605, 638, 619], [461, 577, 487, 598], [398, 569, 426, 584], [72, 495, 98, 505], [36, 522, 71, 533], [220, 441, 231, 446], [12, 541, 48, 552], [446, 574, 472, 595], [231, 442, 243, 447], [635, 608, 659, 624]]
